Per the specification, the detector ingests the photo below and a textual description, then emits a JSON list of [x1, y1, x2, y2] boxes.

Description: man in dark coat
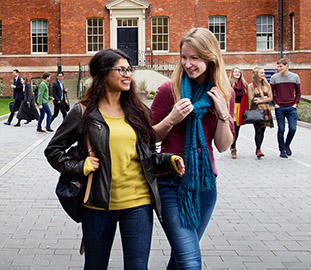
[[4, 69, 24, 126], [51, 72, 68, 124]]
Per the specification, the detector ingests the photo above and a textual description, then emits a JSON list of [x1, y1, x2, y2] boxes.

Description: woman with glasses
[[45, 48, 185, 269], [151, 28, 234, 269]]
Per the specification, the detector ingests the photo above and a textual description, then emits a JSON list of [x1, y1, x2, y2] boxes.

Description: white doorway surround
[[105, 0, 149, 65]]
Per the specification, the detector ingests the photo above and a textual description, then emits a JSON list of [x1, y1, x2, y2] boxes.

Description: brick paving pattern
[[0, 105, 310, 269]]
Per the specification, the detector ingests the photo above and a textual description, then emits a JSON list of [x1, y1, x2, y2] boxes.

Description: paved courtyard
[[0, 105, 311, 270]]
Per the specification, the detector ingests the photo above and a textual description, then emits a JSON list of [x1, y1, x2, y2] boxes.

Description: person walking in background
[[51, 72, 68, 124], [37, 73, 53, 132], [229, 67, 249, 159], [45, 49, 185, 270], [248, 67, 274, 159], [151, 28, 234, 269], [270, 58, 301, 158], [4, 69, 24, 126], [15, 77, 39, 126]]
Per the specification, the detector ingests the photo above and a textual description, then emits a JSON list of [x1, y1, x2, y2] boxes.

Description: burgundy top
[[151, 81, 235, 176]]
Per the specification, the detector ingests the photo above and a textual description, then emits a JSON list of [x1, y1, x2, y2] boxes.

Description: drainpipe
[[57, 0, 62, 72], [280, 0, 283, 58]]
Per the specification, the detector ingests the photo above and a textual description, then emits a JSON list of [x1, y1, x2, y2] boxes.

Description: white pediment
[[106, 0, 149, 10]]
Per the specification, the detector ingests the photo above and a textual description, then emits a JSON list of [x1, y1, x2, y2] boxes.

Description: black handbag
[[64, 93, 70, 112], [243, 109, 265, 124], [55, 104, 94, 223], [55, 171, 87, 223]]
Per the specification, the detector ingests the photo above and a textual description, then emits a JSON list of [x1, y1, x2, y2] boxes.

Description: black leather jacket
[[45, 103, 177, 220]]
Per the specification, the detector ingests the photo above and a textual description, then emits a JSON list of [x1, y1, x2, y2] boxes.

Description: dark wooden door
[[117, 28, 138, 65]]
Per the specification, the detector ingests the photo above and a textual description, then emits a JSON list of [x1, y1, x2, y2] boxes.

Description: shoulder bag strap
[[79, 103, 95, 204]]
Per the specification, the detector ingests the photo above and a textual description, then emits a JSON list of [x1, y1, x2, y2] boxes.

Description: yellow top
[[84, 111, 151, 210]]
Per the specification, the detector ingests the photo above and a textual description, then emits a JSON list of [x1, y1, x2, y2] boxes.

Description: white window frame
[[117, 18, 138, 28], [256, 15, 274, 51], [86, 18, 104, 53], [31, 19, 48, 54], [208, 16, 226, 51], [290, 13, 295, 51], [151, 17, 169, 52]]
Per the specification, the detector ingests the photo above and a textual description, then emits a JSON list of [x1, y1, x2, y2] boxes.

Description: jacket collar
[[87, 107, 107, 124]]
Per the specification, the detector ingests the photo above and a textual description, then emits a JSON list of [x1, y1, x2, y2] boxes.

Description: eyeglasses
[[111, 66, 135, 77]]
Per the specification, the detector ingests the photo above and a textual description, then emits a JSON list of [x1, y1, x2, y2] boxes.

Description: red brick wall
[[60, 0, 110, 54], [0, 0, 311, 95], [0, 0, 60, 55]]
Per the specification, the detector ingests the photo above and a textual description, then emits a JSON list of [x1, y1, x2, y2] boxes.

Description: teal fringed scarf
[[178, 73, 216, 229]]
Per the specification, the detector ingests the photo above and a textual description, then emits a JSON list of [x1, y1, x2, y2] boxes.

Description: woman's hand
[[88, 157, 100, 170], [207, 87, 229, 118], [174, 156, 185, 175], [167, 98, 193, 125]]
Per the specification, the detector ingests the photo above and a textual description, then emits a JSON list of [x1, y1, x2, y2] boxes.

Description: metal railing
[[76, 50, 177, 97], [77, 62, 88, 99], [137, 50, 176, 77]]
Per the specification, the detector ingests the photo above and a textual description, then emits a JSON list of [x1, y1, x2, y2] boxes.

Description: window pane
[[87, 18, 104, 52], [256, 15, 273, 50], [31, 19, 48, 52], [151, 17, 169, 51], [208, 16, 226, 50]]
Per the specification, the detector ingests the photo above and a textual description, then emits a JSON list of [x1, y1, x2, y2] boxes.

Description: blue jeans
[[37, 103, 52, 129], [82, 205, 153, 270], [275, 106, 298, 151], [158, 175, 217, 270]]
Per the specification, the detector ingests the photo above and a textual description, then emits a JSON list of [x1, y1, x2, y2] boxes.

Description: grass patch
[[0, 98, 13, 116], [297, 101, 311, 123]]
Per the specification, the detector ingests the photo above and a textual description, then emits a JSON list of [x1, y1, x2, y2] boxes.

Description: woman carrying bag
[[248, 67, 274, 159], [45, 49, 185, 269], [15, 77, 39, 126]]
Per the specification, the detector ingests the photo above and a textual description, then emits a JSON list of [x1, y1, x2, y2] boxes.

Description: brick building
[[0, 0, 310, 96]]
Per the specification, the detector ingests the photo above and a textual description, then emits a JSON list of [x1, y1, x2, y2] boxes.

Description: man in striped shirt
[[270, 58, 301, 158]]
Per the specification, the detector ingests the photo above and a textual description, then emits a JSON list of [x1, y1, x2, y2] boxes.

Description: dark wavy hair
[[80, 49, 155, 144]]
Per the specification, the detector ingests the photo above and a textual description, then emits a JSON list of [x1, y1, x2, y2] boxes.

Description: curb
[[297, 120, 311, 129], [0, 113, 9, 121]]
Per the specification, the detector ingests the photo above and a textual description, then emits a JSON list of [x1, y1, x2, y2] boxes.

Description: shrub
[[0, 79, 6, 96], [138, 80, 148, 93], [297, 102, 311, 123]]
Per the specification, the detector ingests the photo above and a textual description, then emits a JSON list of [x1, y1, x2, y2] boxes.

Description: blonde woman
[[151, 28, 234, 269], [248, 67, 274, 159], [229, 67, 249, 159]]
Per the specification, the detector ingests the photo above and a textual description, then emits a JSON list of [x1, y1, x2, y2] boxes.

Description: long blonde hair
[[252, 67, 271, 95], [229, 67, 248, 93], [171, 27, 231, 102]]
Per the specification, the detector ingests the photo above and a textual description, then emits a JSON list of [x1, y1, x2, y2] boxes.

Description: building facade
[[0, 0, 310, 95]]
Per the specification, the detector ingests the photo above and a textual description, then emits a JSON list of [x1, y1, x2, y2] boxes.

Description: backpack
[[34, 85, 39, 105]]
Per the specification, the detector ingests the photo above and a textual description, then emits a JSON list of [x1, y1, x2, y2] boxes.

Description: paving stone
[[1, 109, 311, 269]]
